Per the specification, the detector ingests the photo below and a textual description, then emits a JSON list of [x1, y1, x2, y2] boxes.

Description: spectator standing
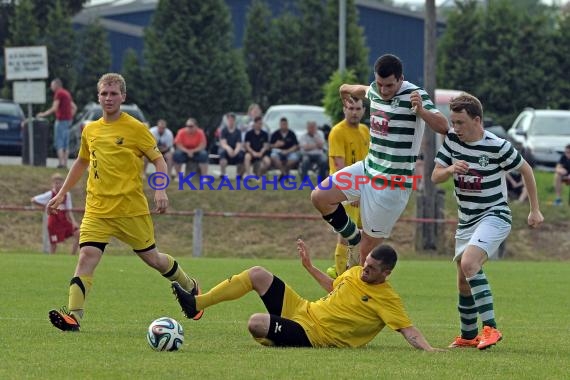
[[37, 78, 77, 168], [219, 113, 245, 178], [173, 118, 209, 175], [299, 121, 328, 179], [244, 116, 271, 176], [270, 117, 300, 179], [31, 172, 79, 255]]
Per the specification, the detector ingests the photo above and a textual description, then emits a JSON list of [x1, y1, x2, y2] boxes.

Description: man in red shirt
[[38, 78, 77, 168], [173, 118, 209, 175]]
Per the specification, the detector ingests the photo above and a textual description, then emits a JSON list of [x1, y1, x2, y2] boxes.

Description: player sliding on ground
[[432, 92, 544, 350], [172, 239, 444, 351]]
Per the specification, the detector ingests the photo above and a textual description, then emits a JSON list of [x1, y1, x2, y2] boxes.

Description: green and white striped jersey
[[365, 81, 440, 188], [435, 130, 523, 229]]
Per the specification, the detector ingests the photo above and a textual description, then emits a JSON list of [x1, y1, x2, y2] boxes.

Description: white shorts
[[331, 161, 412, 238], [454, 216, 511, 261]]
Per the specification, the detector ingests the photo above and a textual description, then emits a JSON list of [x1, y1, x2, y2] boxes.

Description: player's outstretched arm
[[519, 161, 544, 228], [296, 239, 334, 293], [399, 326, 446, 352], [47, 158, 89, 214]]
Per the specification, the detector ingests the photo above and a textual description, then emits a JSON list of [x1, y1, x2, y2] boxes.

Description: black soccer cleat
[[49, 307, 80, 332], [171, 280, 204, 320]]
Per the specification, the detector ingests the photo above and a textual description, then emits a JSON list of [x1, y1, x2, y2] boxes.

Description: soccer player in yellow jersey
[[326, 98, 370, 277], [46, 73, 199, 332], [172, 240, 443, 351]]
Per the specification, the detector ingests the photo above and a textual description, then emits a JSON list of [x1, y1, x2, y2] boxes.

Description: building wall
[[74, 0, 444, 86]]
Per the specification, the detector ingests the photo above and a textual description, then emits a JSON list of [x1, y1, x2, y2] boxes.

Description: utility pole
[[339, 0, 346, 73], [415, 0, 444, 252]]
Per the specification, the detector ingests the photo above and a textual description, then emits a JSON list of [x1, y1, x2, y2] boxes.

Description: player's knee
[[460, 258, 479, 278], [248, 313, 269, 338], [248, 266, 271, 283]]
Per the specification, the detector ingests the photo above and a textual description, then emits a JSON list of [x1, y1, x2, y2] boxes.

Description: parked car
[[507, 108, 570, 169], [434, 89, 463, 121], [263, 104, 332, 141], [69, 102, 148, 157], [0, 99, 26, 155]]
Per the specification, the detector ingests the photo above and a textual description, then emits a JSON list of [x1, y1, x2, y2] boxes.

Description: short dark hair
[[449, 92, 483, 120], [254, 116, 262, 122], [370, 244, 398, 270], [374, 54, 403, 79], [280, 117, 288, 122]]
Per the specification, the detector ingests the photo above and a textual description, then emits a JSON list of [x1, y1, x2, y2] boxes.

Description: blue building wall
[[76, 1, 443, 86]]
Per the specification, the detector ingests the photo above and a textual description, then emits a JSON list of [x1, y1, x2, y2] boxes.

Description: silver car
[[263, 104, 332, 140], [508, 109, 570, 169]]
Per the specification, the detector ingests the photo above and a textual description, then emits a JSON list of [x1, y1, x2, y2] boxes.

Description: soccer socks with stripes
[[334, 243, 349, 276], [322, 204, 361, 246], [466, 269, 497, 328], [161, 254, 194, 292], [457, 294, 478, 340], [196, 270, 253, 310], [68, 275, 93, 322]]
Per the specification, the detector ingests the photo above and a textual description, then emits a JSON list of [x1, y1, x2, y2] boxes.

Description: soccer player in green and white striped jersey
[[432, 92, 544, 350], [312, 54, 449, 266]]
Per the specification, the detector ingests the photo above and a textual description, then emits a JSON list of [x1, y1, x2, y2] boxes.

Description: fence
[[0, 204, 458, 257]]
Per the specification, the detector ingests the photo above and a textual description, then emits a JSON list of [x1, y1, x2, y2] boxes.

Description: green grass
[[1, 253, 569, 379]]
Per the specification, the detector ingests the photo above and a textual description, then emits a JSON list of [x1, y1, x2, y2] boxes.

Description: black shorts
[[261, 276, 312, 347]]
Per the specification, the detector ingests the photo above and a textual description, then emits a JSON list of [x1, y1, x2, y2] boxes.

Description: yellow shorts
[[344, 203, 362, 228], [79, 214, 156, 251]]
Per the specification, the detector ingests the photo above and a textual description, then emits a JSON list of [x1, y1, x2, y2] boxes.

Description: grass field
[[1, 253, 569, 380]]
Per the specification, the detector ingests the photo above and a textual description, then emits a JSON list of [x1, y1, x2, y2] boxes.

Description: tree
[[267, 11, 303, 105], [295, 0, 333, 104], [322, 69, 358, 125], [324, 0, 370, 83], [438, 0, 561, 128], [2, 0, 40, 98], [437, 0, 483, 95], [243, 0, 279, 111], [143, 0, 250, 134], [32, 0, 88, 31], [551, 10, 570, 109], [6, 0, 39, 46], [74, 19, 111, 108], [42, 0, 77, 93], [121, 49, 149, 114]]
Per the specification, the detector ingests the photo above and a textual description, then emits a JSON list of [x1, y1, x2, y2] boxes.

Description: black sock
[[322, 204, 360, 245]]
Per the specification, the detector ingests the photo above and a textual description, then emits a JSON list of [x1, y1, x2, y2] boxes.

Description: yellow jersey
[[295, 266, 412, 347], [78, 112, 161, 217], [327, 120, 370, 173]]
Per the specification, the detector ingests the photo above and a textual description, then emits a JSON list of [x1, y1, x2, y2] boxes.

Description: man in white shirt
[[146, 119, 174, 177], [299, 121, 327, 179]]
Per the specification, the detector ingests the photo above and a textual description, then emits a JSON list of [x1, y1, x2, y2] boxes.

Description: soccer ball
[[146, 317, 184, 351]]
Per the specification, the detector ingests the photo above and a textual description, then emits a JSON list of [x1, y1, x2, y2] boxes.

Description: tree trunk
[[415, 0, 444, 253]]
